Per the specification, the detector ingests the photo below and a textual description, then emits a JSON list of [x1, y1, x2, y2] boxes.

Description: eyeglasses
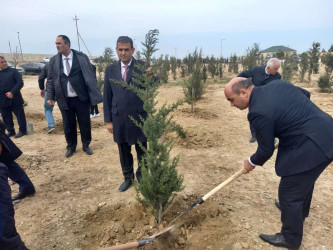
[[118, 48, 130, 52], [0, 61, 7, 64]]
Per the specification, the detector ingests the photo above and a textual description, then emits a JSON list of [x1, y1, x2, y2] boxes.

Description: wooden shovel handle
[[99, 241, 139, 250], [202, 168, 246, 201]]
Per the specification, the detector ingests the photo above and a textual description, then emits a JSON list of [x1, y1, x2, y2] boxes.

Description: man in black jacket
[[238, 58, 281, 143], [224, 77, 333, 248], [103, 36, 147, 192], [47, 35, 103, 158], [38, 63, 55, 133], [0, 56, 27, 139]]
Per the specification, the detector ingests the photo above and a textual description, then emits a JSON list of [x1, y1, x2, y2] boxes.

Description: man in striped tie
[[103, 36, 147, 192]]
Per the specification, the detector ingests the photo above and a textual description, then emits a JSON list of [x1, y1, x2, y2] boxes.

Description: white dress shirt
[[62, 51, 77, 97]]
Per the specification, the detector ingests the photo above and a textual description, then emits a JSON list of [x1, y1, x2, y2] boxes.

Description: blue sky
[[2, 0, 333, 58]]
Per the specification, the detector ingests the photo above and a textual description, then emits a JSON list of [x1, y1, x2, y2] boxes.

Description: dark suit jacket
[[47, 49, 102, 110], [38, 63, 49, 90], [0, 121, 22, 163], [238, 66, 281, 86], [103, 57, 147, 145], [248, 80, 333, 177], [0, 67, 24, 108]]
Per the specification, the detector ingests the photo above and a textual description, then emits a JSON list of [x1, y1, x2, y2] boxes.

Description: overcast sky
[[2, 0, 333, 59]]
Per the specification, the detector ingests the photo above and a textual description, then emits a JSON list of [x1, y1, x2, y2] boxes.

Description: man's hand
[[106, 122, 113, 133], [40, 90, 45, 98], [243, 159, 255, 174], [47, 100, 55, 106], [5, 92, 13, 99]]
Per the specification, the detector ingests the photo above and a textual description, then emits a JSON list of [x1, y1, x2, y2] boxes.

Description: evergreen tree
[[183, 49, 205, 113], [328, 45, 333, 53], [281, 54, 298, 82], [299, 52, 309, 82], [95, 47, 115, 91], [276, 51, 285, 60], [208, 55, 217, 78], [242, 43, 260, 70], [308, 42, 321, 80], [170, 56, 177, 80], [202, 63, 207, 83], [218, 58, 223, 79], [116, 29, 185, 224]]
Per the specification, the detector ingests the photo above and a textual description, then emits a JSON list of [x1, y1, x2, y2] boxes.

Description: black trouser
[[117, 142, 147, 181], [6, 161, 35, 194], [0, 103, 27, 134], [60, 97, 91, 150], [90, 104, 99, 115], [0, 164, 28, 250], [279, 160, 331, 246]]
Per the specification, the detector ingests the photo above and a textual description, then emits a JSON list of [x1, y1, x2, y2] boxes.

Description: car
[[43, 57, 51, 62], [21, 62, 45, 75], [7, 62, 25, 75]]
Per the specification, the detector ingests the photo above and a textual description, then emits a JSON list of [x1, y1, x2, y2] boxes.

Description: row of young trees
[[94, 33, 333, 224]]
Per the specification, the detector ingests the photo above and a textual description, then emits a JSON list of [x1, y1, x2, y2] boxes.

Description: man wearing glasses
[[0, 56, 27, 139]]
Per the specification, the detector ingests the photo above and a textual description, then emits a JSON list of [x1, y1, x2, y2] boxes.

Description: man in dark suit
[[47, 35, 103, 158], [224, 77, 333, 248], [38, 62, 55, 133], [0, 56, 27, 139], [103, 36, 147, 192], [238, 58, 281, 143], [0, 121, 35, 201]]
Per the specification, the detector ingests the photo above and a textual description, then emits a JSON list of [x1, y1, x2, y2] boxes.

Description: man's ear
[[240, 88, 247, 97]]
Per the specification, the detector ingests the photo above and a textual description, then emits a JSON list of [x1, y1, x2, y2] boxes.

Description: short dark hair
[[232, 79, 253, 94], [116, 36, 133, 48], [0, 56, 5, 60], [57, 35, 71, 47]]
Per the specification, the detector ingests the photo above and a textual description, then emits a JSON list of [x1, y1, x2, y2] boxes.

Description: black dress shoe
[[7, 131, 16, 137], [65, 149, 76, 158], [14, 131, 26, 138], [83, 146, 93, 155], [119, 180, 132, 192], [249, 137, 257, 143], [259, 233, 299, 249], [275, 201, 281, 210], [12, 190, 36, 201]]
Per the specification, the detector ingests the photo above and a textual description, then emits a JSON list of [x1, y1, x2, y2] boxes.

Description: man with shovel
[[224, 77, 333, 249]]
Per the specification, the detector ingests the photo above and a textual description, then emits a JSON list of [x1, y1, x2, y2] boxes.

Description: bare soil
[[11, 70, 333, 250]]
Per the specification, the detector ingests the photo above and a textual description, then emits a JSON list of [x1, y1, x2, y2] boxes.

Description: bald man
[[224, 77, 333, 248], [238, 58, 281, 143]]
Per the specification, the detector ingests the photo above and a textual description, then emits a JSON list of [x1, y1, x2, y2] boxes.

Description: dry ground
[[10, 69, 333, 250]]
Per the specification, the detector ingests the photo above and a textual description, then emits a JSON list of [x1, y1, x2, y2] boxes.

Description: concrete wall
[[0, 53, 55, 64]]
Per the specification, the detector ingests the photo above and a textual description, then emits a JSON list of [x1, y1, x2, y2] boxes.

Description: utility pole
[[73, 14, 81, 51], [220, 38, 226, 59], [17, 32, 23, 61], [8, 40, 12, 54]]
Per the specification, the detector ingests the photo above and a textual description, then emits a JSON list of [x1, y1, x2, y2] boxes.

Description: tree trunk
[[158, 200, 163, 224]]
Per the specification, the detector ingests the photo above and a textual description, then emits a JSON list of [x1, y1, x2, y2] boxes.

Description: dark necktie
[[123, 65, 129, 82], [65, 58, 71, 76]]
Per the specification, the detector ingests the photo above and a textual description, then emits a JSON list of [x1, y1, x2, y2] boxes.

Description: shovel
[[99, 223, 180, 250], [169, 167, 246, 225]]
